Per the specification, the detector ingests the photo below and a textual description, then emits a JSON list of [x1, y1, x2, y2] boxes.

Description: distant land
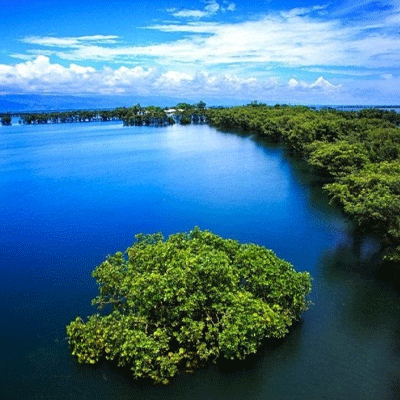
[[0, 94, 250, 113], [1, 94, 399, 114]]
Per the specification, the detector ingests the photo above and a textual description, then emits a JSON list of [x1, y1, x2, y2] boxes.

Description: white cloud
[[0, 56, 346, 102], [156, 71, 194, 86], [168, 9, 208, 18], [205, 0, 220, 15], [288, 78, 299, 88], [0, 56, 152, 95], [2, 56, 399, 104], [167, 0, 235, 19], [0, 56, 263, 98], [288, 76, 341, 92], [310, 76, 341, 90], [280, 5, 328, 18], [226, 2, 236, 12], [381, 73, 393, 80], [21, 35, 120, 47], [18, 4, 400, 73], [305, 67, 379, 77], [5, 3, 400, 104]]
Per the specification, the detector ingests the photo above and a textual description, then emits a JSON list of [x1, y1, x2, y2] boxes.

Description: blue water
[[0, 122, 399, 399]]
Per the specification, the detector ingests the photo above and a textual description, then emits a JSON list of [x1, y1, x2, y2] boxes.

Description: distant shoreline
[[0, 103, 400, 116]]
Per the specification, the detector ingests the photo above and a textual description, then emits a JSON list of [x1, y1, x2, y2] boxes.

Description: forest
[[0, 101, 207, 126], [205, 104, 400, 264]]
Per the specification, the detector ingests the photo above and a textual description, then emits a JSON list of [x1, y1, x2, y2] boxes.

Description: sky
[[0, 0, 400, 106]]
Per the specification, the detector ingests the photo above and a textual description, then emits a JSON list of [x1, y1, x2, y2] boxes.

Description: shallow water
[[0, 122, 399, 399]]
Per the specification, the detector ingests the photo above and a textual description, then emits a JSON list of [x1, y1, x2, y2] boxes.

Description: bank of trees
[[206, 105, 400, 263], [121, 102, 207, 126], [1, 101, 208, 127], [122, 105, 175, 126], [67, 228, 311, 384], [16, 108, 130, 125], [1, 114, 11, 125]]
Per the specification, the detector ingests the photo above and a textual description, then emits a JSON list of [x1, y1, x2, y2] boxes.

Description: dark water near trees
[[1, 122, 399, 399]]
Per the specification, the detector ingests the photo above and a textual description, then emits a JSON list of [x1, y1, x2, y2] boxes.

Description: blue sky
[[0, 0, 399, 105]]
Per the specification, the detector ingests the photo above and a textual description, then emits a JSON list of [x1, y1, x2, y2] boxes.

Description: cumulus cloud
[[0, 56, 264, 98], [311, 76, 342, 91], [288, 78, 300, 88], [0, 56, 347, 102], [0, 56, 154, 95], [288, 76, 341, 92], [1, 56, 399, 104]]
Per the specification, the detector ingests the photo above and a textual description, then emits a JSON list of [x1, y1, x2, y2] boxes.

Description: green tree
[[307, 141, 369, 178], [179, 112, 192, 125], [1, 114, 12, 125], [325, 162, 400, 261], [175, 102, 194, 110], [67, 228, 311, 384], [196, 101, 206, 109], [206, 104, 400, 263]]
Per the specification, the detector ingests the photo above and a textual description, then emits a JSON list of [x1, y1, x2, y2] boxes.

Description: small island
[[67, 227, 311, 384]]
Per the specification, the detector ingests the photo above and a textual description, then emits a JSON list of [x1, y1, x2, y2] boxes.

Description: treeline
[[206, 105, 400, 264], [0, 113, 12, 125], [13, 108, 127, 125], [1, 101, 208, 127], [122, 102, 207, 126], [122, 105, 174, 126]]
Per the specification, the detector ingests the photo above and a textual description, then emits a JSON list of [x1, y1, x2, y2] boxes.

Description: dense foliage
[[13, 106, 173, 126], [17, 109, 126, 124], [122, 105, 175, 126], [0, 114, 12, 125], [2, 101, 208, 127], [67, 228, 311, 384], [206, 105, 400, 263]]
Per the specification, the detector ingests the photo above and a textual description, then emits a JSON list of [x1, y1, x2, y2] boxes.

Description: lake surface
[[1, 122, 399, 399]]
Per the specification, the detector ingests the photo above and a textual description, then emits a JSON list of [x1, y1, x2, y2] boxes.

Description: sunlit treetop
[[67, 227, 311, 384]]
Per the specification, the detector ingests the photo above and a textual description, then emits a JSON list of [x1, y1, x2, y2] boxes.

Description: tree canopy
[[67, 228, 311, 384], [0, 114, 12, 125], [206, 105, 400, 263]]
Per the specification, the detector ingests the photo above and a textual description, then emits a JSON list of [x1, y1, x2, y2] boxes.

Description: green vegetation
[[67, 228, 311, 384], [2, 101, 208, 127], [206, 105, 400, 263], [16, 109, 123, 125], [122, 105, 175, 127], [179, 113, 192, 125], [0, 114, 11, 125], [326, 162, 400, 261]]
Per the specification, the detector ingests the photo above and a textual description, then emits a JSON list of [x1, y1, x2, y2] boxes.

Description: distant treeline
[[0, 101, 208, 127], [0, 114, 11, 125], [1, 108, 125, 125], [206, 104, 400, 264]]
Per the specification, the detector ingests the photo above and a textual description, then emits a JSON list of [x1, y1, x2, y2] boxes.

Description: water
[[0, 122, 399, 399], [313, 105, 400, 113]]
